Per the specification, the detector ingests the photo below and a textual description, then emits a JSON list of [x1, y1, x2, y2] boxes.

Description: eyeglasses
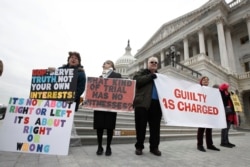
[[150, 61, 158, 64]]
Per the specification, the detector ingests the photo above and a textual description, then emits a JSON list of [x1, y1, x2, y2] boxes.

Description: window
[[240, 36, 249, 45], [245, 62, 250, 72]]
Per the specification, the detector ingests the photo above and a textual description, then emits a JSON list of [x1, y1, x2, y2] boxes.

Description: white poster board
[[0, 97, 75, 155], [154, 74, 226, 129]]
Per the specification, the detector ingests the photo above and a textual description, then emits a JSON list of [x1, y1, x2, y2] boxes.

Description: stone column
[[198, 28, 206, 54], [160, 50, 165, 67], [246, 14, 250, 38], [183, 37, 189, 60], [207, 36, 214, 60], [216, 17, 229, 69], [225, 27, 236, 72]]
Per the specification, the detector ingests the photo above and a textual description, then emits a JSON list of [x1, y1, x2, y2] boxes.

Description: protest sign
[[30, 69, 77, 101], [0, 97, 75, 155], [84, 77, 135, 112], [230, 93, 242, 112], [154, 74, 227, 129]]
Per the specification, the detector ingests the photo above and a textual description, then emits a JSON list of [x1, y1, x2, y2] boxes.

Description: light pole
[[166, 45, 180, 67]]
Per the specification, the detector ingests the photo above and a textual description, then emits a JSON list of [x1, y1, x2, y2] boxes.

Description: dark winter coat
[[93, 71, 122, 129], [59, 64, 86, 111], [132, 69, 156, 110]]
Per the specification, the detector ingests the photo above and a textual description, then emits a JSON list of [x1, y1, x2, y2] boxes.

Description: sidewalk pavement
[[0, 132, 249, 167]]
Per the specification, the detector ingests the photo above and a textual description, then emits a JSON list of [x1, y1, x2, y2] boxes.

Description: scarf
[[102, 68, 113, 78]]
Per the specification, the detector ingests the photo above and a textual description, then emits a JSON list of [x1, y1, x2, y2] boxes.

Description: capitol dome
[[115, 40, 136, 78]]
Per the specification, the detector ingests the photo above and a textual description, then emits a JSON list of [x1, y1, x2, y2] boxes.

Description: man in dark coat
[[133, 56, 162, 156]]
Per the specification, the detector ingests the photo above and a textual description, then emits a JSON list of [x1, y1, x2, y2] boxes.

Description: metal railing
[[228, 0, 244, 8], [171, 60, 202, 78]]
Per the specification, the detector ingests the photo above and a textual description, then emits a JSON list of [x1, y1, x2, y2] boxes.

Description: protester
[[219, 83, 237, 148], [0, 60, 3, 76], [94, 60, 122, 156], [196, 77, 220, 152], [48, 51, 86, 146], [133, 56, 162, 156], [49, 51, 86, 111]]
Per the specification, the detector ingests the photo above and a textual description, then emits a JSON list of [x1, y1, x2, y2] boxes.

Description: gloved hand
[[151, 73, 157, 79]]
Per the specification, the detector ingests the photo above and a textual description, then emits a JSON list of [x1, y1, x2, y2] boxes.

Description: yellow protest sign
[[231, 94, 242, 112]]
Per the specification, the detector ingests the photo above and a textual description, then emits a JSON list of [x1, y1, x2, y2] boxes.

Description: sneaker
[[197, 145, 206, 152]]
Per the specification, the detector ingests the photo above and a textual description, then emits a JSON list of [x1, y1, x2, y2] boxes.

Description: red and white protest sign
[[154, 74, 226, 128], [84, 77, 135, 113]]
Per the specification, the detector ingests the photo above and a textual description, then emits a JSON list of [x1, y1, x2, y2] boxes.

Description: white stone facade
[[125, 0, 250, 127]]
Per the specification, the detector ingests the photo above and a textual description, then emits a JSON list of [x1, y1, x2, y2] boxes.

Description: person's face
[[102, 61, 112, 70], [68, 55, 80, 67], [147, 57, 158, 72], [201, 77, 209, 86]]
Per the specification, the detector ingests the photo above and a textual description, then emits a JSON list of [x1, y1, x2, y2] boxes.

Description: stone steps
[[71, 107, 245, 145]]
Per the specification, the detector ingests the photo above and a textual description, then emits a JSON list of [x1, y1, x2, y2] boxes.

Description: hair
[[148, 56, 158, 63], [199, 76, 209, 85], [68, 51, 81, 65], [0, 60, 3, 76], [104, 60, 116, 70], [212, 84, 219, 88]]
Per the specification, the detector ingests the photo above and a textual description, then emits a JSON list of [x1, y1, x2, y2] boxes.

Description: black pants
[[221, 121, 231, 144], [197, 128, 213, 147], [134, 100, 162, 151], [96, 129, 113, 148]]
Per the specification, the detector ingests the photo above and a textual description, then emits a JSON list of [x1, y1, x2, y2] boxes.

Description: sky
[[0, 0, 232, 105]]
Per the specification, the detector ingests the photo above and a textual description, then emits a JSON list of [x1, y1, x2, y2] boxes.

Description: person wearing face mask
[[94, 60, 122, 156], [196, 76, 220, 152], [133, 56, 162, 156]]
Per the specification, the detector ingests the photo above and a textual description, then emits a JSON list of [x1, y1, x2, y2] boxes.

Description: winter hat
[[219, 83, 229, 91]]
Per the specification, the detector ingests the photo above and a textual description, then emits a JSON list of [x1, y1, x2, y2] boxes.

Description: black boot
[[106, 129, 113, 156], [96, 129, 104, 155], [96, 146, 104, 155], [105, 146, 112, 156]]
